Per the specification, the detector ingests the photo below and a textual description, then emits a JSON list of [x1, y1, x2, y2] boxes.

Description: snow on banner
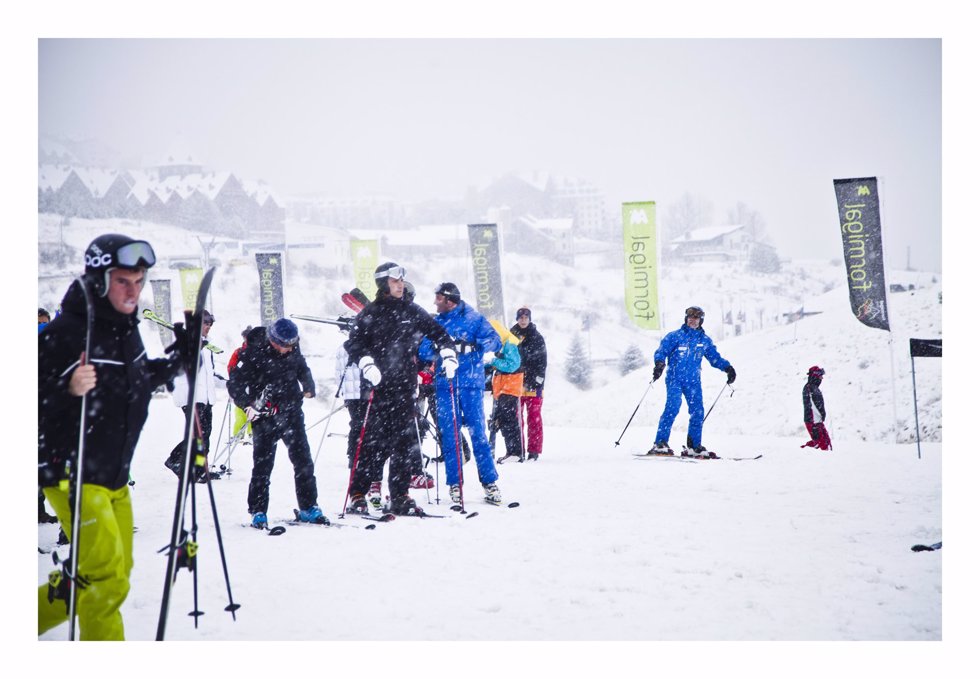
[[467, 224, 506, 324], [350, 239, 378, 297], [833, 177, 889, 331], [148, 278, 172, 351], [254, 252, 284, 326], [621, 201, 660, 330]]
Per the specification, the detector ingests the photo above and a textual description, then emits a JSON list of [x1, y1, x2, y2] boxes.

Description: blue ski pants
[[655, 377, 706, 448], [434, 380, 498, 487]]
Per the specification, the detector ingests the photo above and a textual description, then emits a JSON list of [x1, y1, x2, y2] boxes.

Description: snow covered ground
[[33, 216, 953, 674]]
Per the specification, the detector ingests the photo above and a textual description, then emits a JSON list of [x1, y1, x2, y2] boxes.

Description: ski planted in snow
[[156, 267, 218, 641]]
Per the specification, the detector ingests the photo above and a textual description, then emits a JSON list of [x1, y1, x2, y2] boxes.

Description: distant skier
[[38, 234, 182, 640], [343, 263, 457, 515], [510, 306, 547, 461], [227, 318, 324, 527], [164, 310, 221, 482], [801, 365, 832, 451], [488, 319, 525, 464], [38, 307, 51, 333], [648, 305, 736, 458]]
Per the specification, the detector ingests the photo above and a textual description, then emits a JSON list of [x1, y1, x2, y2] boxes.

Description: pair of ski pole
[[614, 377, 733, 446]]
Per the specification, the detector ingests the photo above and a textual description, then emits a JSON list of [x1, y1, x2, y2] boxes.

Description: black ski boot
[[347, 494, 369, 514], [389, 494, 420, 516]]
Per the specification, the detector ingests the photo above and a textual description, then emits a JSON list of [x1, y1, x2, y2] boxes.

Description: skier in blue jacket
[[419, 282, 503, 505], [649, 306, 736, 458]]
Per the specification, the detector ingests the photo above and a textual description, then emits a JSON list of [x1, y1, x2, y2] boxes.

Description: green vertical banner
[[351, 239, 379, 296], [178, 267, 203, 311], [148, 279, 173, 350], [255, 252, 284, 326], [467, 223, 505, 324], [833, 177, 890, 331], [622, 202, 660, 330]]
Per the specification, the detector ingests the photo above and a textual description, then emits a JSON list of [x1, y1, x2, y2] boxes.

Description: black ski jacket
[[802, 379, 826, 424], [227, 327, 315, 415], [510, 321, 548, 392], [38, 280, 181, 489], [344, 294, 454, 396]]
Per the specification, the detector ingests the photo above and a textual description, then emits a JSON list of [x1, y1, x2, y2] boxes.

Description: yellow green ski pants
[[38, 484, 133, 640]]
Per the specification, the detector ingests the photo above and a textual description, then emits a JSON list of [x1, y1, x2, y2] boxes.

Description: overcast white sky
[[38, 38, 941, 270]]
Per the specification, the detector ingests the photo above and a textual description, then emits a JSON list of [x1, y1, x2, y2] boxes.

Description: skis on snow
[[633, 452, 763, 462]]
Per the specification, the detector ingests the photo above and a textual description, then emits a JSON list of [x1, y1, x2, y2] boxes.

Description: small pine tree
[[619, 344, 646, 376], [564, 334, 592, 390]]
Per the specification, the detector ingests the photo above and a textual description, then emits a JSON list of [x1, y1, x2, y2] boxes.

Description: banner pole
[[911, 354, 922, 459]]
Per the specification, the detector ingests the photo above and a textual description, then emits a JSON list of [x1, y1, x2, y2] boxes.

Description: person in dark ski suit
[[510, 306, 547, 461], [801, 365, 832, 450], [343, 263, 457, 515], [487, 320, 524, 463], [227, 319, 324, 527], [38, 234, 182, 640], [164, 310, 221, 482], [649, 306, 736, 458], [418, 282, 503, 505]]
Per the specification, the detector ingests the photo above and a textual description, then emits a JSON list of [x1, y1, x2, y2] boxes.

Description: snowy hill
[[36, 215, 943, 646]]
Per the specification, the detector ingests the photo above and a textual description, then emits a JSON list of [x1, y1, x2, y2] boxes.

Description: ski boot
[[648, 442, 674, 456], [347, 494, 369, 514], [682, 446, 718, 460], [449, 484, 462, 505], [296, 505, 328, 524], [526, 452, 539, 461], [496, 453, 523, 464], [367, 482, 383, 510], [251, 512, 268, 529], [409, 473, 435, 489], [483, 482, 502, 505], [389, 494, 420, 516]]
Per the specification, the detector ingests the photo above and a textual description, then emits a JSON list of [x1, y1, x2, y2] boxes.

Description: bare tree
[[727, 201, 770, 244], [662, 192, 714, 241]]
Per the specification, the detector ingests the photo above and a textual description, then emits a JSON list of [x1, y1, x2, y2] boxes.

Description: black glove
[[725, 366, 737, 384], [652, 361, 665, 381], [164, 321, 199, 366]]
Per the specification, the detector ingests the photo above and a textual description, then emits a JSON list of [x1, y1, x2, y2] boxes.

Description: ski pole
[[614, 379, 654, 447], [517, 395, 527, 461], [68, 277, 94, 641], [340, 390, 374, 518], [448, 377, 465, 511], [702, 383, 734, 425], [412, 413, 431, 505]]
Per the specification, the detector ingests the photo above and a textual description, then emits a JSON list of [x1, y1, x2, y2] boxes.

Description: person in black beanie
[[510, 307, 548, 461]]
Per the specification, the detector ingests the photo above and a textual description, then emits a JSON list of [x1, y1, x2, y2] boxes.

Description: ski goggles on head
[[685, 306, 705, 319], [115, 241, 157, 269], [375, 265, 407, 281]]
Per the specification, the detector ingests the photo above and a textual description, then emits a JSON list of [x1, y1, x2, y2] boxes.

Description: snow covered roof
[[671, 224, 745, 243], [520, 214, 574, 233], [241, 178, 281, 207], [38, 165, 74, 192], [73, 167, 126, 197]]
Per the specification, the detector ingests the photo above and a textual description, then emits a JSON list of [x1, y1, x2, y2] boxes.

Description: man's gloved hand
[[483, 351, 497, 365], [652, 361, 665, 382], [535, 375, 544, 386], [358, 356, 381, 386], [245, 406, 263, 422], [440, 348, 458, 379], [725, 365, 737, 384]]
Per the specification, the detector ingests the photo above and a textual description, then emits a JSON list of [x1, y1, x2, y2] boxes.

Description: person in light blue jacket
[[648, 306, 736, 458], [418, 282, 503, 505]]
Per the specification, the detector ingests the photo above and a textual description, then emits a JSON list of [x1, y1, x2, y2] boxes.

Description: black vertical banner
[[148, 279, 172, 350], [255, 252, 284, 326], [467, 224, 506, 323], [833, 177, 890, 331]]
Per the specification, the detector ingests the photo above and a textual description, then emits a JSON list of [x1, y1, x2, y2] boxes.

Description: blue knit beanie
[[268, 318, 300, 347]]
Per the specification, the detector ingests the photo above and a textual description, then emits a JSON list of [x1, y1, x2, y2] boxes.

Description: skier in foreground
[[228, 318, 324, 527], [38, 234, 182, 640], [419, 282, 503, 505], [648, 305, 736, 458], [801, 365, 832, 450]]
